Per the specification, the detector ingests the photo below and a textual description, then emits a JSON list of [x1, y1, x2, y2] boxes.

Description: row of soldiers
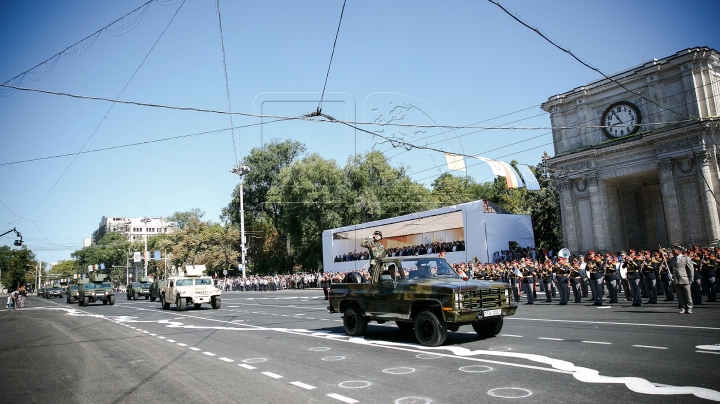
[[453, 246, 717, 307]]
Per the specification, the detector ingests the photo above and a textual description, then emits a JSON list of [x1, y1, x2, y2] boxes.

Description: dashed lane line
[[238, 364, 256, 370], [203, 352, 217, 357], [262, 372, 283, 379], [189, 347, 201, 351], [696, 350, 720, 355], [538, 337, 563, 341], [177, 343, 187, 347], [327, 393, 359, 403], [508, 317, 720, 331], [290, 381, 316, 390], [167, 339, 176, 343], [582, 341, 611, 345], [633, 345, 667, 350], [500, 334, 523, 338], [219, 357, 234, 362]]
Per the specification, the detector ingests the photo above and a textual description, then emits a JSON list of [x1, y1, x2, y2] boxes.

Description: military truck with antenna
[[78, 272, 116, 306]]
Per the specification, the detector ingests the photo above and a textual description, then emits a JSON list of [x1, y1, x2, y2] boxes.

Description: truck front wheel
[[211, 297, 221, 309], [414, 309, 447, 346], [343, 306, 367, 336], [161, 295, 170, 310], [177, 295, 186, 311], [472, 317, 503, 339], [109, 295, 115, 305]]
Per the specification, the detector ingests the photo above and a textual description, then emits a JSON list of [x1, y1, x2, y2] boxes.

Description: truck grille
[[461, 289, 502, 310], [195, 290, 209, 295]]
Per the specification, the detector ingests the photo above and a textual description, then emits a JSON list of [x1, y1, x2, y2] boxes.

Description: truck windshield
[[404, 259, 460, 280], [176, 279, 194, 286], [196, 278, 212, 285]]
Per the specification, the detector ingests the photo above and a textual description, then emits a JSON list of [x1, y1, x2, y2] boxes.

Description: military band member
[[624, 252, 642, 307], [604, 255, 619, 304], [554, 257, 570, 305], [588, 256, 604, 306], [689, 250, 703, 305], [657, 250, 674, 301], [360, 230, 386, 278], [579, 255, 589, 298], [540, 261, 554, 302], [641, 252, 658, 304], [520, 260, 535, 304], [569, 260, 583, 303], [700, 252, 717, 302]]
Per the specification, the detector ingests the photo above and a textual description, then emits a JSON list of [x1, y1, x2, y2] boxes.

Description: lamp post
[[140, 217, 151, 277], [26, 262, 41, 293], [230, 163, 250, 279]]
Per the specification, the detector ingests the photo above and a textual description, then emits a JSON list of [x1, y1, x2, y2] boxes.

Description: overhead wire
[[316, 0, 348, 115], [213, 0, 238, 164]]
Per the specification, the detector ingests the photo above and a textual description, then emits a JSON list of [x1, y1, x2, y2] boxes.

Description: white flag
[[445, 153, 466, 172]]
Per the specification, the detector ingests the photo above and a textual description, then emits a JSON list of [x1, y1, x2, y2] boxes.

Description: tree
[[269, 153, 346, 271], [0, 245, 35, 289], [50, 260, 78, 278]]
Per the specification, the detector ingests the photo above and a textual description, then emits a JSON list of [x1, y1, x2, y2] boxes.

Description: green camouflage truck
[[78, 273, 116, 306], [328, 256, 517, 346], [44, 284, 64, 299], [66, 284, 79, 303], [126, 276, 152, 300]]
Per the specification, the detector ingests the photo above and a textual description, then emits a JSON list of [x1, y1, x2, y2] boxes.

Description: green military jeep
[[328, 256, 517, 346], [78, 273, 115, 306], [66, 284, 79, 303], [126, 279, 152, 300]]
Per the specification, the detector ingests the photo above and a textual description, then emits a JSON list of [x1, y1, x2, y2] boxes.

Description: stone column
[[585, 172, 611, 251], [657, 159, 683, 245], [557, 178, 579, 251], [696, 151, 720, 242]]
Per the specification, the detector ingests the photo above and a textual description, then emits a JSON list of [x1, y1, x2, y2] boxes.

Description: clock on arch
[[601, 101, 642, 139]]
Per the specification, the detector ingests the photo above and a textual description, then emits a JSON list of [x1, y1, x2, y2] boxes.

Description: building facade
[[543, 47, 720, 253], [100, 216, 174, 243]]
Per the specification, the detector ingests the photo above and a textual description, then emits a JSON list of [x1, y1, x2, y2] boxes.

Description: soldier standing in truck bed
[[361, 230, 386, 278]]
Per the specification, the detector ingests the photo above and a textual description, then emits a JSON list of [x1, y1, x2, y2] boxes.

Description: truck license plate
[[483, 309, 501, 317]]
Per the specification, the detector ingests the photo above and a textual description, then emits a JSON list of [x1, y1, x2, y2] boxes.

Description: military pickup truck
[[158, 265, 221, 311], [44, 285, 64, 299], [78, 273, 116, 306], [328, 256, 517, 346]]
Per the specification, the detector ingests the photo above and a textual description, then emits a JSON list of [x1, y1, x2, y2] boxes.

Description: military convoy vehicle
[[149, 281, 161, 302], [44, 285, 64, 299], [78, 273, 115, 306], [66, 284, 79, 303], [158, 265, 221, 311], [328, 256, 517, 346], [126, 277, 152, 300]]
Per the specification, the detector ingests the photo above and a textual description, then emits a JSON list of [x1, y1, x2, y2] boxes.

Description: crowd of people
[[214, 274, 322, 292], [334, 240, 465, 263]]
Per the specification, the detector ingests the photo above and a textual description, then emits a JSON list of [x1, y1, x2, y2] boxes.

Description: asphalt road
[[2, 290, 719, 404]]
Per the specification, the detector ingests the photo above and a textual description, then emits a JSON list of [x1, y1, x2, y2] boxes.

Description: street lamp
[[140, 217, 151, 277], [230, 163, 250, 279], [26, 262, 41, 293]]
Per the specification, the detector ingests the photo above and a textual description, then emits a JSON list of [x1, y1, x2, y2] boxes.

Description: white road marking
[[327, 393, 359, 403], [582, 341, 611, 345], [262, 372, 283, 379], [203, 352, 216, 357], [167, 339, 176, 343], [189, 347, 201, 351], [238, 364, 256, 370], [696, 350, 720, 355], [538, 337, 563, 341], [696, 344, 720, 351], [500, 334, 523, 338], [290, 381, 316, 390], [338, 381, 371, 389], [488, 387, 532, 398], [177, 343, 187, 347], [142, 331, 149, 333], [157, 336, 166, 339], [149, 333, 157, 336], [219, 357, 234, 362], [633, 345, 667, 350], [508, 317, 720, 331]]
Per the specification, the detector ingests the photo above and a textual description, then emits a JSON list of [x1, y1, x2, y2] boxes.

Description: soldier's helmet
[[373, 230, 383, 239]]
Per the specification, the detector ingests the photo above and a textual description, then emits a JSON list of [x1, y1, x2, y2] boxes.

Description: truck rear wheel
[[211, 297, 221, 309], [177, 295, 186, 311], [472, 317, 503, 338], [414, 309, 447, 346], [161, 295, 170, 310], [343, 306, 367, 336]]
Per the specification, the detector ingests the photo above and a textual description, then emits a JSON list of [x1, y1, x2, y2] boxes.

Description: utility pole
[[141, 217, 151, 277], [231, 163, 250, 279]]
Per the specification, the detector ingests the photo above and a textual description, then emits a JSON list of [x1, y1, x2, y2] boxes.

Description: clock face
[[601, 101, 641, 139]]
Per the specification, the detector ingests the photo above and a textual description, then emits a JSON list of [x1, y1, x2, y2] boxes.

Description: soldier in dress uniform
[[360, 230, 386, 278], [587, 255, 604, 305], [641, 251, 658, 304], [604, 255, 619, 304], [657, 250, 675, 301], [554, 257, 570, 305], [700, 251, 717, 302], [521, 259, 535, 304], [579, 254, 589, 298], [624, 252, 642, 307], [689, 250, 703, 305], [670, 246, 694, 314], [540, 261, 554, 302], [569, 260, 583, 303]]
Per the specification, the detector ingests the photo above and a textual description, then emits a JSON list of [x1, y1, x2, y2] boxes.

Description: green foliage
[[0, 245, 35, 289], [50, 260, 78, 278]]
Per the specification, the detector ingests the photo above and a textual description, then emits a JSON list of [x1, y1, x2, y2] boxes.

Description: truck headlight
[[455, 292, 463, 310]]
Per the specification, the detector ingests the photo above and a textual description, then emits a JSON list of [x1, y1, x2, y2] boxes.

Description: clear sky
[[1, 0, 718, 265]]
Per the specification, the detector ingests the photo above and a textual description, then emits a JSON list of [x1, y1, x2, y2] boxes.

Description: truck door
[[368, 262, 404, 319]]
